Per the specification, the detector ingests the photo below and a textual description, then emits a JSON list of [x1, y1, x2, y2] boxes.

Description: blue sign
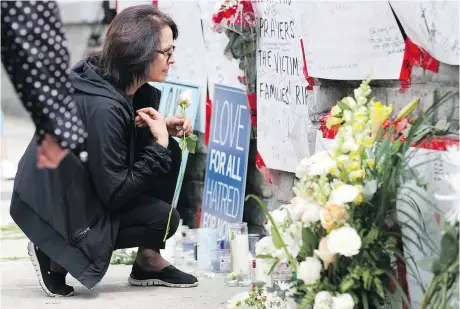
[[149, 80, 201, 208], [200, 84, 251, 239]]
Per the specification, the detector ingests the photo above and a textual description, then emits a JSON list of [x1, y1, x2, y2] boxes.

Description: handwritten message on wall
[[390, 1, 459, 65], [255, 0, 311, 172], [201, 85, 251, 239], [296, 2, 406, 80]]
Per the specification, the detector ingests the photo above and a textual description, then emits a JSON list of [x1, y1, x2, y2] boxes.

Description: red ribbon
[[399, 37, 440, 91], [205, 91, 212, 146], [300, 39, 314, 90], [247, 93, 257, 127], [256, 152, 272, 184], [151, 0, 158, 6]]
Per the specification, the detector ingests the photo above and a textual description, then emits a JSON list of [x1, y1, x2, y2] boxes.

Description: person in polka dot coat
[[1, 1, 87, 169], [10, 5, 199, 297]]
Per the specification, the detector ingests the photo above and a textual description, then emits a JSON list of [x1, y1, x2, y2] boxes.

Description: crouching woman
[[10, 5, 197, 297]]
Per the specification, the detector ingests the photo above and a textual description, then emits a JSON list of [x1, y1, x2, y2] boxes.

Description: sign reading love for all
[[201, 84, 251, 240]]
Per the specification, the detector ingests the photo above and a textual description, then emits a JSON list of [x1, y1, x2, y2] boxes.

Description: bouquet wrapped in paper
[[212, 0, 257, 118]]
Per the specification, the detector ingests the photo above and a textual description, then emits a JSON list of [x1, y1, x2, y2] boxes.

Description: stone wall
[[178, 62, 459, 233]]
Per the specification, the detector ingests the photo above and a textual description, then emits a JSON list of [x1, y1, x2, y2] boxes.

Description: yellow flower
[[352, 122, 363, 132], [370, 101, 392, 140], [363, 137, 374, 148], [326, 105, 343, 129], [355, 193, 363, 205], [366, 159, 375, 168], [320, 203, 347, 232], [348, 160, 360, 171], [314, 236, 336, 269], [349, 170, 365, 182]]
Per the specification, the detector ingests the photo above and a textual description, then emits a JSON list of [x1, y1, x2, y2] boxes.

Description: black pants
[[114, 139, 182, 250]]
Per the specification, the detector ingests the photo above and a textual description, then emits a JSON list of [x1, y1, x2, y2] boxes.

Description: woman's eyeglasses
[[155, 46, 175, 62]]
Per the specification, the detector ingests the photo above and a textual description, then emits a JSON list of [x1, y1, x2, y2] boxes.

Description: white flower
[[227, 291, 250, 309], [329, 185, 359, 206], [304, 151, 337, 176], [271, 207, 291, 228], [301, 200, 321, 227], [296, 158, 309, 179], [178, 89, 192, 107], [255, 236, 274, 257], [332, 293, 354, 309], [327, 226, 362, 257], [297, 257, 322, 284], [288, 197, 308, 221], [273, 222, 302, 261], [313, 291, 333, 309], [340, 135, 359, 154]]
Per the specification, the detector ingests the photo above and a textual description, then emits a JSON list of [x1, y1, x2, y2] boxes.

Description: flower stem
[[163, 105, 187, 242]]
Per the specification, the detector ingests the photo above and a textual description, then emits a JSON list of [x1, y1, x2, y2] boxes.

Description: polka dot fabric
[[1, 0, 87, 151]]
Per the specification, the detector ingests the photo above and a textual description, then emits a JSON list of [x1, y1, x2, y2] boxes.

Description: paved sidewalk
[[0, 114, 245, 309], [1, 261, 244, 309]]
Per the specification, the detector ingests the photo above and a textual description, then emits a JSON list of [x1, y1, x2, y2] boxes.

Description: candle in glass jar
[[231, 233, 249, 275]]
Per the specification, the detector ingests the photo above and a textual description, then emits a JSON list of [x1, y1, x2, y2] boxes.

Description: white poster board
[[390, 1, 459, 65], [296, 2, 405, 80], [255, 1, 311, 172], [158, 1, 208, 133]]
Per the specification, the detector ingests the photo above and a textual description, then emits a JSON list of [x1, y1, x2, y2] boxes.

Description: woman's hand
[[37, 134, 69, 169], [165, 114, 193, 137], [136, 108, 169, 148]]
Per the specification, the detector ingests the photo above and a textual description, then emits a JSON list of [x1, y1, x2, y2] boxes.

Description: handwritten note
[[390, 1, 459, 65], [255, 1, 310, 172], [296, 2, 405, 80]]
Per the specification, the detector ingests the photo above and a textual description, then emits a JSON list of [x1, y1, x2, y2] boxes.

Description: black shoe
[[128, 263, 198, 288], [27, 242, 75, 297]]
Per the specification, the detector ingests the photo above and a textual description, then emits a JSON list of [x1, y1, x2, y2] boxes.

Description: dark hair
[[99, 5, 178, 90]]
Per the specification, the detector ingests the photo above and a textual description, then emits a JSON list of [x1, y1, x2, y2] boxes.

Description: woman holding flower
[[10, 5, 197, 297]]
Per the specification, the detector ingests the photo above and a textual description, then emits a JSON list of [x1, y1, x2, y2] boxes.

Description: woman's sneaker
[[27, 242, 75, 297], [128, 263, 198, 288]]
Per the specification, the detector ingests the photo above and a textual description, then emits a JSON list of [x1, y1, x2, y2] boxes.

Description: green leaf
[[363, 226, 380, 247], [186, 138, 197, 154], [271, 226, 283, 249], [361, 292, 369, 309], [337, 101, 351, 111], [255, 254, 273, 259], [301, 228, 318, 257], [245, 42, 256, 54], [439, 227, 459, 267], [189, 133, 199, 141]]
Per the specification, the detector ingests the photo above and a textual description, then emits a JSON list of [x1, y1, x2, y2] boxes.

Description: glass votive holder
[[211, 249, 231, 273]]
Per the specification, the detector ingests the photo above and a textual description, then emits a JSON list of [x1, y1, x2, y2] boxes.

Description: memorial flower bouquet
[[212, 0, 257, 94], [242, 79, 458, 309]]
